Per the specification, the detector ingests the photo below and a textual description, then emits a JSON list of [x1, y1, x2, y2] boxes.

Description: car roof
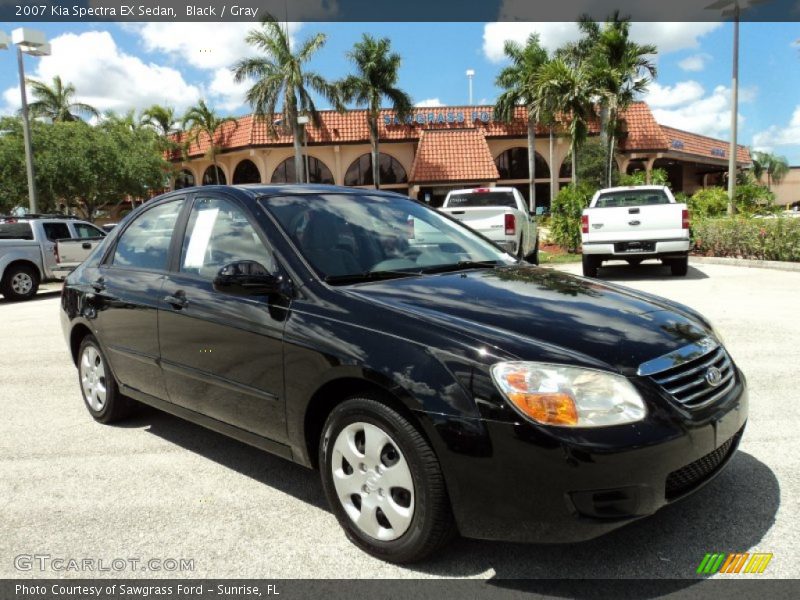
[[189, 183, 404, 200], [596, 185, 668, 193], [447, 187, 516, 194]]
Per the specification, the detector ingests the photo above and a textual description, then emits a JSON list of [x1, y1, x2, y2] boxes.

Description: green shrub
[[692, 217, 800, 262], [551, 183, 594, 252], [688, 187, 728, 218], [618, 168, 670, 187]]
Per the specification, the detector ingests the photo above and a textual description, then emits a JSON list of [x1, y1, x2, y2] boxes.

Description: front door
[[158, 193, 286, 442]]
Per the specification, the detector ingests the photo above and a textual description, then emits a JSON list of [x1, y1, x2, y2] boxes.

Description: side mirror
[[212, 261, 286, 296]]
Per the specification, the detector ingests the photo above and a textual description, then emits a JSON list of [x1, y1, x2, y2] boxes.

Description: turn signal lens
[[507, 391, 578, 425], [491, 362, 646, 428]]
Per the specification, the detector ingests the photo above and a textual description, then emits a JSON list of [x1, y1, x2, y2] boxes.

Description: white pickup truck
[[0, 216, 106, 301], [580, 185, 690, 278], [440, 187, 538, 263]]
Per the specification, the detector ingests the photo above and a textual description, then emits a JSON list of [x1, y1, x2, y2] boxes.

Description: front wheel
[[582, 254, 600, 278], [320, 397, 456, 563], [1, 264, 39, 301]]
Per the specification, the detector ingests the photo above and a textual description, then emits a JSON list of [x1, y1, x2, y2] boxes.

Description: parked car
[[0, 215, 105, 301], [581, 185, 690, 277], [61, 185, 747, 563], [440, 187, 538, 263]]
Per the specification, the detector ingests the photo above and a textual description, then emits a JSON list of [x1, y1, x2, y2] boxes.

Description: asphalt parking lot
[[1, 260, 798, 582]]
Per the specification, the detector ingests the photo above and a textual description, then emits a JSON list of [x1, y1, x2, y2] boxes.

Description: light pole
[[297, 115, 310, 184], [465, 69, 475, 105], [1, 28, 50, 214]]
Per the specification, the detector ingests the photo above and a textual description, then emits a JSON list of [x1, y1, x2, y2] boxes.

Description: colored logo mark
[[697, 552, 773, 575]]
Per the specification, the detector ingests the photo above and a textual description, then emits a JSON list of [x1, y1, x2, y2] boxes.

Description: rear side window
[[595, 190, 670, 208], [42, 223, 71, 241], [446, 192, 517, 208], [74, 223, 104, 238], [112, 200, 183, 271], [0, 223, 33, 240]]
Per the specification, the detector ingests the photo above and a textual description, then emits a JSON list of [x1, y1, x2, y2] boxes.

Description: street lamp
[[465, 69, 475, 105], [705, 0, 769, 215], [1, 27, 50, 214], [297, 115, 310, 184]]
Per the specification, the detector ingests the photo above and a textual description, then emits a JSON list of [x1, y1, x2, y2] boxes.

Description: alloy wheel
[[11, 272, 33, 295], [80, 345, 107, 412]]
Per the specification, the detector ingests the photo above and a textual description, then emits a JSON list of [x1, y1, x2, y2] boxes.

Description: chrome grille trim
[[637, 336, 719, 377], [648, 345, 736, 409]]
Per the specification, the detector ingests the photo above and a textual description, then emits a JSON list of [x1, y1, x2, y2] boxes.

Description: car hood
[[344, 265, 710, 374]]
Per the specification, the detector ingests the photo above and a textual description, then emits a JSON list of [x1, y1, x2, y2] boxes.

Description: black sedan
[[61, 185, 747, 563]]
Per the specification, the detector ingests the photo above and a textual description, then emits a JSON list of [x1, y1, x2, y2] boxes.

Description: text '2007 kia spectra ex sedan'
[[61, 185, 747, 563]]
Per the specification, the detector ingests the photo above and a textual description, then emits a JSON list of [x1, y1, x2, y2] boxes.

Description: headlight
[[490, 362, 646, 427]]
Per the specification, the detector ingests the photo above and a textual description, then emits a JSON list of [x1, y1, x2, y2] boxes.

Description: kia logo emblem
[[705, 367, 723, 387]]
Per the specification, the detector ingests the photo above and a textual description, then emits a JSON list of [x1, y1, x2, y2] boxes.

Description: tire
[[516, 236, 525, 261], [526, 236, 540, 265], [582, 254, 599, 278], [320, 396, 456, 563], [670, 256, 689, 277], [77, 335, 133, 424], [1, 264, 39, 301]]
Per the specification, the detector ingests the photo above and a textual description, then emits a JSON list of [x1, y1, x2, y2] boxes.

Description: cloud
[[646, 81, 705, 108], [1, 31, 201, 115], [678, 53, 712, 72], [753, 106, 800, 151], [207, 68, 251, 113], [483, 21, 721, 62], [647, 83, 756, 138], [415, 98, 444, 107]]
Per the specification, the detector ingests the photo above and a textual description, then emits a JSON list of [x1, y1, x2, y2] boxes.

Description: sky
[[0, 20, 798, 163]]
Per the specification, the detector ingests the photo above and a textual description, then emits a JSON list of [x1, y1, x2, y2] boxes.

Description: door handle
[[82, 242, 92, 249], [164, 291, 188, 309]]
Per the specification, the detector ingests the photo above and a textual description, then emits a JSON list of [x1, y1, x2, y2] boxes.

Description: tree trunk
[[527, 116, 536, 213], [571, 140, 577, 185], [607, 133, 616, 188], [293, 122, 304, 184], [212, 151, 220, 185], [549, 126, 555, 208], [606, 107, 617, 187], [370, 115, 380, 189]]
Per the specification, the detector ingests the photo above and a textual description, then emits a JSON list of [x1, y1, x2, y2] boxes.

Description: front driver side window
[[112, 200, 183, 271], [180, 196, 275, 280]]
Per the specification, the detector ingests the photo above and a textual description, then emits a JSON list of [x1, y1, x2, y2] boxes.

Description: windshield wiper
[[323, 270, 418, 285], [417, 260, 501, 275]]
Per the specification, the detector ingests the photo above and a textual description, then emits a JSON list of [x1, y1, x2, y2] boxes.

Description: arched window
[[271, 156, 334, 184], [202, 165, 226, 185], [559, 156, 572, 179], [495, 147, 550, 180], [344, 153, 408, 186], [233, 159, 261, 184], [174, 169, 195, 190]]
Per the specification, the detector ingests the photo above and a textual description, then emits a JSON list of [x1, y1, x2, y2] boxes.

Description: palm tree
[[181, 100, 238, 185], [495, 34, 549, 211], [26, 75, 99, 122], [587, 15, 657, 186], [141, 104, 178, 137], [340, 34, 412, 189], [752, 151, 790, 190], [232, 16, 342, 183], [534, 58, 593, 184]]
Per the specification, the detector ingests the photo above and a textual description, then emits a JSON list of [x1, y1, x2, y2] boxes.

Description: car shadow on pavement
[[0, 290, 61, 304], [119, 404, 328, 511], [409, 451, 779, 589], [595, 263, 708, 281]]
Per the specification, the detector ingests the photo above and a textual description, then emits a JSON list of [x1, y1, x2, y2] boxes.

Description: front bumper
[[430, 372, 748, 543]]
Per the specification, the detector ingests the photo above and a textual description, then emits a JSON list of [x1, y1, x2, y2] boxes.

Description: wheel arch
[[69, 323, 93, 366], [1, 258, 42, 283]]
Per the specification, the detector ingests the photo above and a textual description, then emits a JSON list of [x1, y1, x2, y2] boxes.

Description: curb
[[689, 255, 800, 273]]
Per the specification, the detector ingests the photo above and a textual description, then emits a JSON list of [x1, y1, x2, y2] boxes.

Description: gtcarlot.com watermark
[[14, 554, 195, 573]]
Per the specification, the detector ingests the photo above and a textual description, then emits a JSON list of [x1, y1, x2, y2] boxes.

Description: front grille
[[650, 345, 735, 409], [665, 428, 743, 499]]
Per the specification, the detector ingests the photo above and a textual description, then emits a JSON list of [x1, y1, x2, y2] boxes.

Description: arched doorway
[[233, 159, 261, 184], [202, 165, 226, 185], [344, 153, 408, 192], [494, 147, 552, 211], [174, 169, 195, 190], [271, 156, 334, 184]]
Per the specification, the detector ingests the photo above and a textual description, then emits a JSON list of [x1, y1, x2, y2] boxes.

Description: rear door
[[90, 197, 186, 401], [158, 192, 286, 442]]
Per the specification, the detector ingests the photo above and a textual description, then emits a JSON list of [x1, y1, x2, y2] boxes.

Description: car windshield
[[594, 189, 670, 208], [262, 193, 516, 284], [446, 191, 517, 208]]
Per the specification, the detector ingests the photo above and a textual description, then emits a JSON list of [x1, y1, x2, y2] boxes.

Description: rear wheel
[[582, 254, 600, 278], [1, 264, 39, 301], [320, 396, 456, 563], [77, 335, 133, 423], [525, 236, 539, 265], [670, 256, 689, 277]]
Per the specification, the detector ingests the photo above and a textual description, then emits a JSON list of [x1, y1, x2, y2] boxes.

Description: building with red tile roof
[[170, 102, 751, 209]]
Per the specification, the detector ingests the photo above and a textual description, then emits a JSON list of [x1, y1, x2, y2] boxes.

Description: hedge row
[[692, 217, 800, 262]]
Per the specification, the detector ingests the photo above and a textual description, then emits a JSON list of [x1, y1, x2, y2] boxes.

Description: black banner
[[1, 0, 799, 23]]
